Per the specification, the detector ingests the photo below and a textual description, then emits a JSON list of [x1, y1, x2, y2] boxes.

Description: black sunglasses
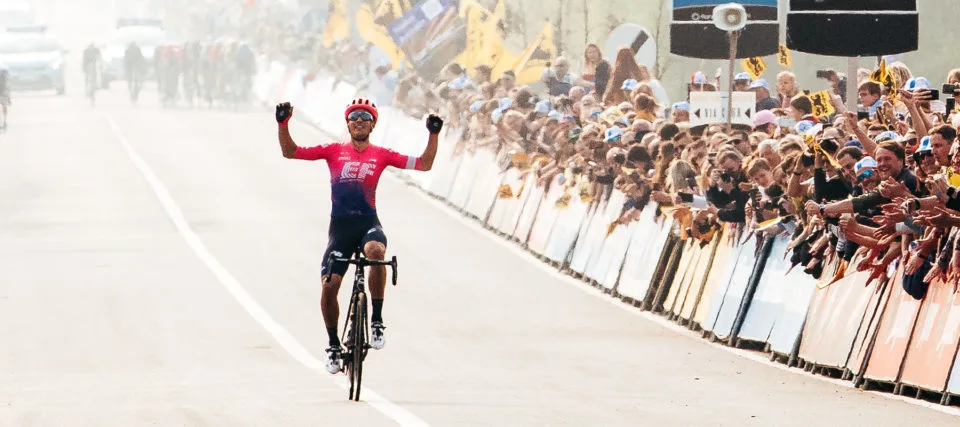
[[347, 110, 374, 122]]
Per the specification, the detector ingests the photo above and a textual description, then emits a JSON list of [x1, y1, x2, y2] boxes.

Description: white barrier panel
[[427, 130, 465, 199], [585, 192, 633, 288], [710, 239, 761, 339], [544, 188, 589, 263], [568, 200, 605, 274], [616, 210, 672, 302], [584, 191, 629, 285], [513, 179, 546, 243], [447, 152, 481, 209], [737, 237, 791, 343], [527, 177, 565, 256], [663, 240, 698, 314], [602, 221, 640, 290], [678, 239, 718, 321], [488, 169, 525, 235], [766, 264, 819, 355], [701, 240, 748, 334], [668, 242, 704, 316], [464, 153, 501, 220]]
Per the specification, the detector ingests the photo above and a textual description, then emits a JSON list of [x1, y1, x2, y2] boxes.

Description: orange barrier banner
[[898, 279, 960, 392], [863, 264, 922, 384]]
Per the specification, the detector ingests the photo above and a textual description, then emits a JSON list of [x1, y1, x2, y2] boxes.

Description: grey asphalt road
[[1, 4, 959, 427]]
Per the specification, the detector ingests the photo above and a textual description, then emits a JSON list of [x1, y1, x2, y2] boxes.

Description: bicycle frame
[[325, 248, 397, 401]]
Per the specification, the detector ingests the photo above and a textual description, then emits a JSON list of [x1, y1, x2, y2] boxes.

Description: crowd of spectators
[[188, 1, 960, 298], [419, 44, 960, 299]]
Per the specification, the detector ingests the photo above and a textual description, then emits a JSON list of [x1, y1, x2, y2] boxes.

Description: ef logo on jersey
[[341, 161, 376, 180]]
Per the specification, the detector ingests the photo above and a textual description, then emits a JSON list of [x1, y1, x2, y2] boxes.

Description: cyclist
[[124, 42, 146, 98], [82, 43, 101, 95], [0, 62, 8, 130], [274, 98, 443, 374]]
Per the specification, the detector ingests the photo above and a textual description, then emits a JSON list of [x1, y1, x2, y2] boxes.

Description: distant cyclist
[[273, 98, 442, 374], [82, 43, 101, 94], [0, 62, 9, 130], [124, 42, 145, 97]]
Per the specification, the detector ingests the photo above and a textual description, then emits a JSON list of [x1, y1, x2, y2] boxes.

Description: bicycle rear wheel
[[348, 291, 367, 401]]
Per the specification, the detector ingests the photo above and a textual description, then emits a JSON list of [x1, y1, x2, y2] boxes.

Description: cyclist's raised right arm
[[276, 102, 328, 160]]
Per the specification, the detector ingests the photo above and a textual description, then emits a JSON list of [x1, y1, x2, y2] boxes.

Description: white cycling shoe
[[325, 345, 343, 374], [370, 322, 386, 350]]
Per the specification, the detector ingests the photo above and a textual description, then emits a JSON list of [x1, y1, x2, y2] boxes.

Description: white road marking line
[[296, 115, 960, 417], [104, 113, 430, 427]]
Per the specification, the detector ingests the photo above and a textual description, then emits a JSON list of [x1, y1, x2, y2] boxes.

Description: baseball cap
[[749, 79, 769, 90], [735, 72, 751, 81], [855, 156, 878, 174], [905, 77, 931, 91], [469, 100, 484, 113], [874, 130, 900, 142], [604, 126, 623, 143], [672, 101, 690, 112], [691, 71, 708, 85], [534, 99, 552, 114], [753, 109, 777, 127], [621, 79, 639, 91], [844, 139, 864, 150], [915, 136, 933, 153]]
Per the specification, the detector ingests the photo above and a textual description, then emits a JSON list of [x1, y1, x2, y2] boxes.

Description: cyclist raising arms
[[274, 98, 443, 374]]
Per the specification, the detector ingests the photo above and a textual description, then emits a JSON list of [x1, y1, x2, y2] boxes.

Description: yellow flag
[[870, 58, 887, 84], [741, 56, 766, 79], [809, 90, 835, 118], [322, 0, 349, 48], [510, 22, 556, 85], [777, 44, 792, 68], [356, 4, 406, 69]]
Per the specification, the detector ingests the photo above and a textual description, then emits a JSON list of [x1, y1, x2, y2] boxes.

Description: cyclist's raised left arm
[[417, 114, 443, 171], [417, 131, 438, 171]]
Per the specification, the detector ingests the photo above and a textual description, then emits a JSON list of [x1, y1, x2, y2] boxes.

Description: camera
[[944, 84, 958, 95], [720, 170, 736, 183], [816, 70, 833, 79]]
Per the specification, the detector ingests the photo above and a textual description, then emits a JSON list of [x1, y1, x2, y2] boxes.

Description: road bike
[[325, 248, 398, 401]]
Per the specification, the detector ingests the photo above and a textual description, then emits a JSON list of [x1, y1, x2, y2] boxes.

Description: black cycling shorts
[[321, 215, 388, 277]]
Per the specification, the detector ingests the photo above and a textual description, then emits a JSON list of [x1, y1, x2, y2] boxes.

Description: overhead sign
[[787, 0, 918, 56], [671, 0, 778, 59], [603, 23, 656, 68], [689, 91, 757, 127]]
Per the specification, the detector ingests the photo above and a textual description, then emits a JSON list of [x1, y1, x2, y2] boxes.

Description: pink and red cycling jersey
[[295, 142, 420, 217]]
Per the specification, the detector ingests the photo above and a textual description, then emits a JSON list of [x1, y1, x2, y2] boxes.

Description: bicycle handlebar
[[326, 254, 399, 286]]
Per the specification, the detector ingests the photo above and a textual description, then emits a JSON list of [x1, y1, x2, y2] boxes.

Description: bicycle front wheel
[[348, 291, 367, 401]]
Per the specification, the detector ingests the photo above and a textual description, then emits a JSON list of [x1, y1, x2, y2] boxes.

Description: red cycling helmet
[[345, 98, 378, 123]]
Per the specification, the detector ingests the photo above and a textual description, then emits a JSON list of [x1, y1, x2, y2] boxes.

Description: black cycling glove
[[426, 114, 443, 134], [276, 102, 293, 126]]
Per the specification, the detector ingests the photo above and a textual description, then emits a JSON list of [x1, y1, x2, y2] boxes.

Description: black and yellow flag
[[510, 22, 555, 85], [322, 0, 350, 48]]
